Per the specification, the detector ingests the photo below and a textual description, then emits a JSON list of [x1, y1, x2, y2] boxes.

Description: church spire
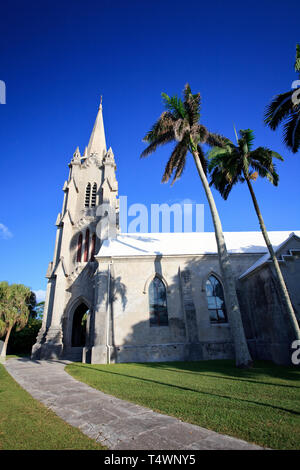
[[87, 96, 107, 157]]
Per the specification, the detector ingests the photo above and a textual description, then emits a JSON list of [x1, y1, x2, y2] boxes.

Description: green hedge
[[6, 318, 42, 355]]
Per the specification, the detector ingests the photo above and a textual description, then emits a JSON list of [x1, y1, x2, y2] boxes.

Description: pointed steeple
[[87, 96, 107, 158]]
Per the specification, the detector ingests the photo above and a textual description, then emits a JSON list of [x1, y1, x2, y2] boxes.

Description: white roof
[[239, 231, 300, 279], [97, 231, 300, 259]]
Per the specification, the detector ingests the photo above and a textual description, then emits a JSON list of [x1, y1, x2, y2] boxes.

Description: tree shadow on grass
[[138, 361, 300, 388], [68, 363, 300, 416]]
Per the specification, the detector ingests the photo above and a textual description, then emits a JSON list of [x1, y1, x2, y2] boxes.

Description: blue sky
[[0, 0, 299, 299]]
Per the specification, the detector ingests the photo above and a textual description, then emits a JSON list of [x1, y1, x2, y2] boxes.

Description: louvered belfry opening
[[85, 183, 91, 207], [91, 183, 97, 207]]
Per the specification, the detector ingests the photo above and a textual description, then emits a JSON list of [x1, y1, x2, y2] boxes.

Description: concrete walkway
[[4, 358, 264, 450]]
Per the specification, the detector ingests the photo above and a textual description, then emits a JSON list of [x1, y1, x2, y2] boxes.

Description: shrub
[[6, 318, 42, 355]]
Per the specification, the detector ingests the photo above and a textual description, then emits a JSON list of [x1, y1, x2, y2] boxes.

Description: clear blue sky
[[0, 0, 299, 299]]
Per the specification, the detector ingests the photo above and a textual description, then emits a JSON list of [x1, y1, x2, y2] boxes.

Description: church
[[32, 101, 300, 365]]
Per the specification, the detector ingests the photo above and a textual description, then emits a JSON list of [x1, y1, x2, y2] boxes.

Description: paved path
[[5, 358, 264, 450]]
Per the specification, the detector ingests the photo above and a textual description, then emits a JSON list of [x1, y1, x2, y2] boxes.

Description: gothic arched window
[[205, 275, 227, 323], [149, 276, 168, 326], [84, 229, 90, 262], [85, 183, 91, 207], [77, 233, 83, 262], [90, 233, 96, 261], [91, 183, 97, 207]]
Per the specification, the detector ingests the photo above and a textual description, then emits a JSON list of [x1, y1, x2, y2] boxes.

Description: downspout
[[106, 260, 111, 364]]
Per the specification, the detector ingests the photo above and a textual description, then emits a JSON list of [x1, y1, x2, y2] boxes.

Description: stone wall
[[94, 252, 261, 364]]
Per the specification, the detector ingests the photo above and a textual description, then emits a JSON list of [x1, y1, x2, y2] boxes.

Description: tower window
[[84, 229, 90, 262], [85, 183, 91, 207], [149, 276, 168, 326], [77, 233, 83, 262], [91, 183, 97, 207], [205, 275, 227, 323]]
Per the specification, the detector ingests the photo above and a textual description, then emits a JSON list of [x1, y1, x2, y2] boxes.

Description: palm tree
[[141, 84, 253, 368], [264, 44, 300, 153], [0, 282, 31, 359], [208, 128, 300, 341]]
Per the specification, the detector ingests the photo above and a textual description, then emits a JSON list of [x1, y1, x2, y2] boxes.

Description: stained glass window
[[149, 276, 168, 326], [205, 275, 227, 323]]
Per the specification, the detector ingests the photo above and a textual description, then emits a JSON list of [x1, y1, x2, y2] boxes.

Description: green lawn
[[66, 360, 300, 450], [0, 363, 105, 450]]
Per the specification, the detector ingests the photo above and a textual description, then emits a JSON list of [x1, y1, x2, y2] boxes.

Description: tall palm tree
[[141, 84, 253, 368], [0, 282, 31, 359], [208, 128, 300, 341], [264, 44, 300, 153]]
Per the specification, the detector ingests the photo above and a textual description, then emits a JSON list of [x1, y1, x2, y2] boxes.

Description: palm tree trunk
[[0, 325, 13, 359], [192, 148, 253, 367], [245, 177, 300, 340]]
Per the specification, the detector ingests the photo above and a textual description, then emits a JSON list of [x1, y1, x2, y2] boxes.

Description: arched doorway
[[71, 303, 89, 347]]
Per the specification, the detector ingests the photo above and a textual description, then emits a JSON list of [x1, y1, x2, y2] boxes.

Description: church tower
[[32, 99, 119, 361]]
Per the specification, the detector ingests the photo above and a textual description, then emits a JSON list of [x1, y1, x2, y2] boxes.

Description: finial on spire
[[99, 95, 103, 109]]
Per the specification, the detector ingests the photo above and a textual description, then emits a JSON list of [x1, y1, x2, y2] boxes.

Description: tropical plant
[[208, 128, 300, 341], [0, 282, 31, 359], [141, 84, 253, 368], [264, 44, 300, 153], [8, 318, 42, 355]]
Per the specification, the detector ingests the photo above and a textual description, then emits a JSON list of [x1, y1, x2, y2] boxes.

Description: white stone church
[[32, 102, 300, 365]]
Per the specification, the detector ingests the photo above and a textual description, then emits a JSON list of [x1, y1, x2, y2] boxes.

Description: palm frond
[[208, 128, 282, 199], [239, 129, 255, 151], [208, 145, 242, 199], [162, 137, 189, 185], [247, 147, 281, 186], [140, 130, 174, 158], [271, 150, 284, 161], [295, 44, 300, 72], [195, 124, 209, 144], [282, 111, 300, 153], [209, 164, 240, 200], [171, 155, 187, 184], [141, 84, 233, 188], [174, 118, 190, 142], [183, 84, 201, 126], [161, 93, 186, 119], [142, 112, 175, 143], [250, 160, 279, 186], [264, 91, 294, 130], [207, 146, 230, 164], [205, 132, 228, 148]]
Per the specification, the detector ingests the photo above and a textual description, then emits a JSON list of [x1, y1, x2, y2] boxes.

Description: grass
[[66, 360, 300, 450], [0, 363, 105, 450]]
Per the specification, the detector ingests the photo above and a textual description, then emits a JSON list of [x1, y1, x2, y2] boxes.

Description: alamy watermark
[[96, 196, 204, 240], [0, 80, 6, 104], [291, 340, 300, 365]]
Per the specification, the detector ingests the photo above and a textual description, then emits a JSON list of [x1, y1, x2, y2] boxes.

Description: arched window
[[76, 233, 82, 262], [84, 229, 90, 262], [205, 275, 227, 323], [90, 233, 96, 261], [91, 183, 97, 207], [85, 183, 91, 207], [149, 276, 168, 326]]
